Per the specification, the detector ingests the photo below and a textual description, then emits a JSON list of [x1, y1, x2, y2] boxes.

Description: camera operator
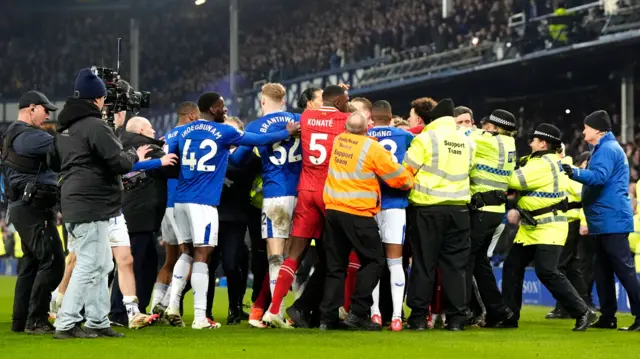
[[109, 117, 178, 324], [2, 90, 64, 334], [49, 68, 147, 339]]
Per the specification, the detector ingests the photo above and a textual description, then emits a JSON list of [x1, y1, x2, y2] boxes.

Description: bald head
[[126, 116, 156, 138], [346, 111, 368, 135]]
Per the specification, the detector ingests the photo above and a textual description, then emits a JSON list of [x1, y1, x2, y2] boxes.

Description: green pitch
[[1, 276, 638, 359]]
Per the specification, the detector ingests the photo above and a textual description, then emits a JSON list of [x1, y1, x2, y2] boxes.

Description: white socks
[[268, 255, 283, 296], [192, 262, 209, 323], [371, 281, 381, 317], [123, 296, 140, 320], [160, 282, 172, 307], [151, 282, 169, 310], [388, 257, 405, 319], [168, 253, 193, 311], [370, 257, 405, 319]]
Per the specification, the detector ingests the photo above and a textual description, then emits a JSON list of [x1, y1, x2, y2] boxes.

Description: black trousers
[[406, 205, 470, 322], [466, 211, 508, 319], [320, 210, 384, 323], [110, 231, 158, 320], [555, 221, 590, 310], [292, 241, 327, 317], [11, 204, 65, 331], [247, 206, 268, 303], [593, 233, 640, 320], [503, 243, 588, 320], [580, 235, 595, 304]]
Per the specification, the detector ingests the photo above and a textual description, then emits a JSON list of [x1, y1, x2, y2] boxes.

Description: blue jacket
[[572, 132, 633, 235]]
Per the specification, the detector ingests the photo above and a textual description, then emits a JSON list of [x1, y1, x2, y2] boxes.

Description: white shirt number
[[182, 139, 218, 172], [269, 137, 302, 165], [309, 133, 328, 165], [379, 139, 398, 163]]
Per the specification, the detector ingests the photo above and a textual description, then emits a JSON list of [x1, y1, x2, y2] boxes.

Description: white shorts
[[375, 208, 406, 245], [161, 207, 179, 246], [108, 214, 130, 247], [262, 196, 297, 239], [174, 202, 218, 247], [67, 214, 130, 252]]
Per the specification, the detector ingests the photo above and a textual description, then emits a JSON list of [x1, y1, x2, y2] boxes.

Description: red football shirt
[[298, 106, 350, 192]]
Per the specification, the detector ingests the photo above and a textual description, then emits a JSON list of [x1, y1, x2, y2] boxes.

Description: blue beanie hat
[[73, 68, 107, 99]]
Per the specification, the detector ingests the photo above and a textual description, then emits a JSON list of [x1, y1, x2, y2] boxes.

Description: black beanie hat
[[428, 98, 454, 122], [531, 123, 562, 145], [486, 109, 516, 131], [584, 110, 611, 132]]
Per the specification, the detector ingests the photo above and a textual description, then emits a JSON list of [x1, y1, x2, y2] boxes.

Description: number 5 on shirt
[[310, 133, 328, 165]]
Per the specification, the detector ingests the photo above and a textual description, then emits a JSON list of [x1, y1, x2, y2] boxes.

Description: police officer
[[2, 91, 65, 334], [502, 123, 596, 331], [466, 110, 517, 327], [402, 98, 475, 331]]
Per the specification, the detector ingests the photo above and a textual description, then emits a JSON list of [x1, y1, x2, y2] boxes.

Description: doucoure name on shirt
[[307, 118, 333, 127], [368, 130, 392, 137], [182, 123, 223, 139], [260, 116, 294, 133]]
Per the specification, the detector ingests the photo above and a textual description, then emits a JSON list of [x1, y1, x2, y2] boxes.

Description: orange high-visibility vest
[[323, 132, 413, 217]]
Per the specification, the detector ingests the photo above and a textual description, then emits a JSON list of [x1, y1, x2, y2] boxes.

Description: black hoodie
[[120, 131, 178, 233], [48, 98, 138, 223]]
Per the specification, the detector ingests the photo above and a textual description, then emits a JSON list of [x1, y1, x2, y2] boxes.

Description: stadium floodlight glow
[[195, 0, 206, 5], [506, 42, 512, 48], [471, 37, 479, 46], [565, 109, 571, 114]]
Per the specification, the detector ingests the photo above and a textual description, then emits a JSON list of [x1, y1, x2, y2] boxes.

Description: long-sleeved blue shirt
[[571, 132, 634, 235]]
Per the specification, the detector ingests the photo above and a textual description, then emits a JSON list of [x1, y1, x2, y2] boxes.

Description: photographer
[[109, 117, 178, 325], [2, 91, 64, 334], [50, 68, 147, 339]]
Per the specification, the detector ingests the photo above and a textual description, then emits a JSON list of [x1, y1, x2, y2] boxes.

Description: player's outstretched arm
[[229, 146, 253, 166], [236, 122, 300, 147]]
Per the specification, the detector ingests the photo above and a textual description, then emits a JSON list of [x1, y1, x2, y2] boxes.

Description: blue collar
[[592, 132, 615, 152]]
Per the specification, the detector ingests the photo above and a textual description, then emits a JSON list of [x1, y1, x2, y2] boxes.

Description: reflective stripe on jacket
[[508, 151, 568, 246], [323, 133, 413, 217], [469, 129, 516, 213], [403, 116, 474, 206]]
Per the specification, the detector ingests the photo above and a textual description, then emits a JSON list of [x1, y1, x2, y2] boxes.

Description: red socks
[[269, 258, 299, 315], [431, 268, 442, 314], [253, 273, 271, 310], [344, 252, 360, 312]]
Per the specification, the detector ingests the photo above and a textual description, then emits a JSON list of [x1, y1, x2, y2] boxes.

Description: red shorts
[[291, 190, 325, 240]]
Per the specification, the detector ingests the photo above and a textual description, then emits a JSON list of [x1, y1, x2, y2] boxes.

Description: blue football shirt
[[368, 126, 414, 209]]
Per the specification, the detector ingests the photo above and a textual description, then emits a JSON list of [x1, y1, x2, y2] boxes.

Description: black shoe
[[227, 309, 242, 325], [618, 321, 640, 331], [53, 324, 98, 339], [446, 322, 465, 331], [591, 316, 617, 329], [405, 316, 427, 331], [108, 314, 128, 328], [318, 321, 347, 331], [494, 318, 519, 328], [545, 308, 571, 319], [286, 306, 310, 329], [83, 326, 125, 337], [467, 315, 485, 327], [240, 310, 250, 320], [25, 321, 55, 335], [573, 309, 597, 331], [342, 312, 382, 331]]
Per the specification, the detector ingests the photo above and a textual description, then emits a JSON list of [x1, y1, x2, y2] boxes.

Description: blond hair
[[261, 83, 286, 102], [225, 116, 244, 131], [392, 117, 409, 128]]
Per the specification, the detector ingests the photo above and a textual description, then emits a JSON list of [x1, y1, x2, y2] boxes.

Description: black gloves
[[561, 164, 574, 178]]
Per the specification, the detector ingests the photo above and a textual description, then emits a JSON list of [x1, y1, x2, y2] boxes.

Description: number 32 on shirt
[[182, 139, 218, 172]]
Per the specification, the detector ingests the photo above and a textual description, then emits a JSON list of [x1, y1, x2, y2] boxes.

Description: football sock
[[270, 258, 298, 315], [151, 282, 169, 310], [344, 254, 360, 312], [192, 261, 209, 323], [371, 280, 381, 317], [253, 274, 271, 310], [123, 296, 141, 320], [168, 253, 193, 311], [388, 257, 405, 319], [160, 282, 172, 307], [268, 254, 284, 296]]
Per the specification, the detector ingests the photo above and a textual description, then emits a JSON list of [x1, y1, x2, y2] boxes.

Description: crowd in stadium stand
[[0, 0, 554, 106]]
